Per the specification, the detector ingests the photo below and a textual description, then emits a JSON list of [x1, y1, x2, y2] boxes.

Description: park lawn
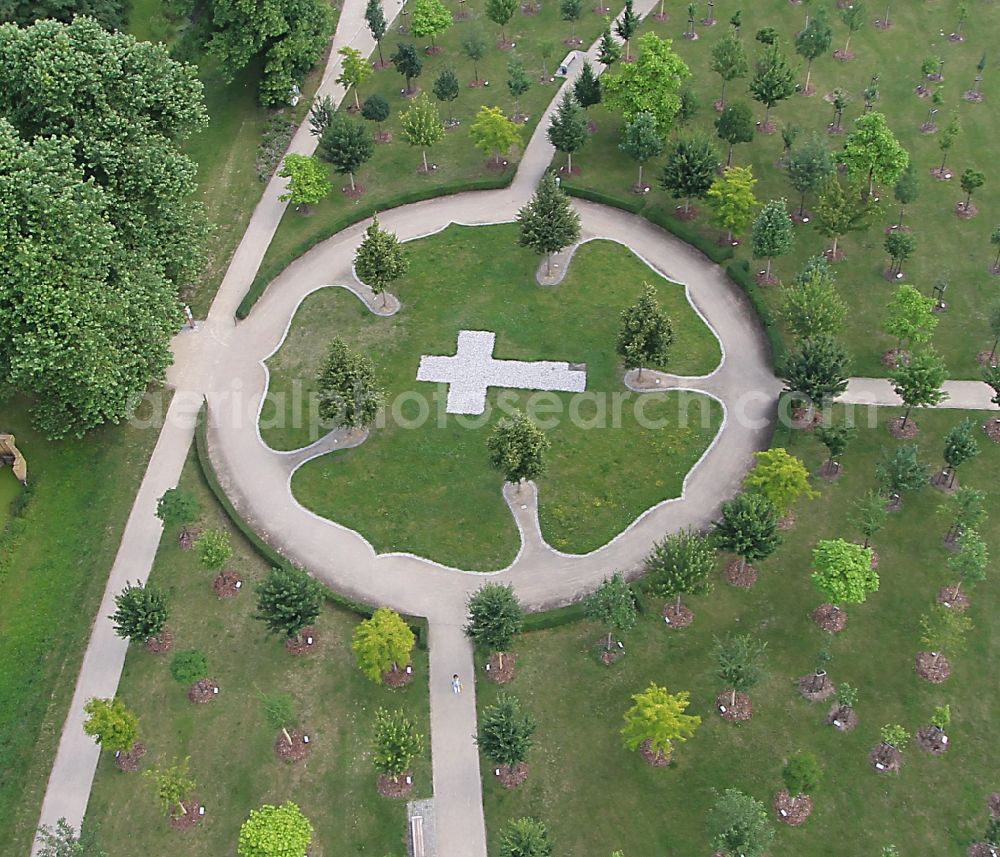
[[85, 453, 431, 857], [261, 224, 722, 568], [127, 2, 331, 316], [255, 0, 612, 285], [0, 395, 167, 855], [0, 467, 19, 532], [558, 0, 996, 377], [479, 405, 1000, 856]]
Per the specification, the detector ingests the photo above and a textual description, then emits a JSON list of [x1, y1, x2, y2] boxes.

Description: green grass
[[0, 395, 167, 854], [0, 468, 19, 532], [261, 224, 722, 568], [255, 0, 612, 286], [480, 407, 1000, 856], [85, 453, 431, 856], [559, 0, 996, 377], [126, 4, 331, 315]]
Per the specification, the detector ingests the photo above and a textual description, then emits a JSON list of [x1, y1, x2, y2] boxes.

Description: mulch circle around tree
[[870, 743, 902, 773], [178, 527, 201, 550], [188, 678, 219, 704], [342, 184, 365, 199], [930, 166, 954, 181], [424, 45, 441, 56], [888, 416, 919, 440], [496, 762, 529, 787], [819, 459, 843, 482], [486, 156, 509, 171], [985, 419, 1000, 443], [662, 603, 694, 629], [115, 742, 146, 773], [716, 691, 752, 722], [977, 350, 999, 367], [674, 204, 698, 221], [632, 182, 651, 194], [593, 4, 610, 12], [885, 223, 911, 235], [639, 738, 671, 767], [931, 469, 959, 494], [886, 493, 903, 513], [596, 639, 625, 665], [833, 49, 855, 61], [948, 31, 965, 42], [920, 121, 938, 135], [916, 726, 949, 755], [754, 270, 779, 286], [756, 120, 777, 135], [713, 99, 725, 112], [144, 629, 174, 654], [774, 789, 813, 825], [562, 36, 583, 46], [655, 11, 669, 21], [988, 793, 1000, 818], [377, 773, 414, 798], [812, 604, 847, 633], [521, 2, 539, 14], [376, 130, 394, 143], [213, 570, 242, 598], [725, 558, 757, 589], [915, 651, 951, 683], [937, 586, 970, 611], [956, 201, 979, 218], [883, 268, 906, 282], [485, 651, 517, 683], [827, 704, 858, 732], [275, 730, 311, 762], [586, 119, 599, 134], [401, 86, 421, 99], [497, 38, 514, 49], [964, 90, 985, 103], [823, 246, 846, 262], [383, 664, 415, 687], [285, 628, 319, 655], [791, 208, 813, 224], [869, 548, 880, 568], [778, 512, 796, 531], [168, 800, 203, 830], [792, 407, 821, 431], [559, 164, 581, 177], [967, 843, 1000, 857], [798, 672, 835, 702]]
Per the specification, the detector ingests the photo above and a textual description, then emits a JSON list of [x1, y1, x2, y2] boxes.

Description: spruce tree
[[614, 0, 639, 60], [597, 25, 622, 68], [365, 0, 388, 66], [713, 493, 781, 575], [516, 172, 581, 275], [477, 694, 536, 771], [317, 338, 384, 429], [255, 567, 323, 642], [781, 335, 851, 408], [547, 92, 588, 173], [573, 60, 602, 108], [616, 283, 673, 379], [110, 581, 168, 644], [354, 215, 409, 306]]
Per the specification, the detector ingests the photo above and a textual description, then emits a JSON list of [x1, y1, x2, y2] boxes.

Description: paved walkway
[[838, 377, 996, 410]]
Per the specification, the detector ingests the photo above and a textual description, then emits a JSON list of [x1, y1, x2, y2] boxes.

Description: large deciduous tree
[[238, 802, 313, 857], [616, 283, 673, 379], [255, 566, 323, 642], [516, 171, 580, 274], [602, 32, 691, 136], [0, 19, 207, 438], [470, 105, 522, 165], [487, 410, 550, 485], [207, 0, 335, 106], [794, 7, 832, 93], [714, 634, 768, 708], [621, 683, 701, 759], [410, 0, 452, 51], [839, 112, 908, 197], [352, 608, 416, 682], [660, 134, 719, 215], [355, 215, 410, 307]]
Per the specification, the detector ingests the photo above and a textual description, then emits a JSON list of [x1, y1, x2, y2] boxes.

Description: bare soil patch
[[916, 726, 949, 755], [188, 678, 219, 704], [144, 629, 174, 654], [798, 672, 835, 702], [275, 730, 311, 762], [377, 773, 414, 798], [812, 604, 847, 633], [778, 511, 796, 531], [930, 166, 954, 181], [212, 570, 241, 598], [115, 742, 146, 773], [977, 349, 998, 367], [985, 419, 1000, 443], [662, 602, 694, 629], [937, 586, 970, 611], [888, 416, 919, 439], [792, 406, 821, 431], [168, 800, 203, 830], [774, 790, 812, 825], [673, 204, 699, 221], [833, 49, 855, 61], [819, 459, 843, 481], [716, 691, 752, 722], [823, 246, 846, 262], [964, 90, 984, 103], [915, 651, 951, 683], [870, 742, 902, 773], [639, 738, 671, 767], [178, 527, 201, 550], [955, 201, 979, 218], [988, 792, 1000, 817], [596, 638, 625, 665], [485, 651, 517, 683], [725, 558, 757, 589], [285, 627, 319, 655], [756, 120, 776, 134], [342, 183, 365, 199], [827, 704, 857, 731], [383, 664, 415, 687], [496, 762, 529, 787], [931, 468, 959, 493], [882, 347, 909, 368], [967, 844, 1000, 857]]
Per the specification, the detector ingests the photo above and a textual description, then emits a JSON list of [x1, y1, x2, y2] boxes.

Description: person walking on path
[[452, 674, 463, 694]]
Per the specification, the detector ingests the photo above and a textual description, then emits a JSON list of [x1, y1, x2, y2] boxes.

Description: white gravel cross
[[416, 330, 587, 414]]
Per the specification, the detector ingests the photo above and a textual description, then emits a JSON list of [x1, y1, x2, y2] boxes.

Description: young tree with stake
[[882, 283, 937, 352], [470, 106, 522, 165], [851, 489, 887, 549], [365, 0, 388, 67], [780, 258, 846, 340], [892, 160, 919, 228], [156, 488, 200, 541], [815, 423, 855, 473], [814, 174, 872, 259], [919, 605, 972, 673], [708, 789, 774, 857], [83, 697, 139, 755], [616, 283, 673, 379], [781, 335, 851, 410], [597, 25, 622, 69], [889, 348, 947, 430], [811, 538, 878, 625], [507, 55, 531, 120], [355, 215, 409, 307], [884, 231, 916, 277], [644, 529, 715, 621], [621, 684, 701, 761], [277, 154, 331, 209], [714, 101, 754, 167], [477, 693, 536, 778], [714, 493, 781, 579], [410, 0, 452, 52], [751, 198, 794, 281], [744, 447, 817, 519], [837, 1, 864, 59], [432, 68, 459, 125], [936, 114, 960, 176], [614, 0, 639, 60], [361, 94, 391, 141], [560, 0, 583, 43], [944, 529, 989, 602], [839, 112, 908, 197], [958, 168, 985, 214], [781, 752, 822, 809], [795, 7, 832, 94], [787, 134, 833, 218], [710, 28, 749, 109], [714, 633, 768, 710], [145, 758, 197, 819], [372, 708, 424, 785], [706, 166, 759, 245], [586, 573, 637, 654], [337, 46, 373, 111], [391, 43, 423, 95], [262, 693, 298, 746], [516, 171, 580, 275], [876, 444, 929, 505], [485, 0, 517, 46], [487, 410, 550, 487], [941, 418, 979, 487], [462, 29, 488, 83], [319, 112, 374, 193], [939, 486, 986, 545], [547, 92, 588, 173], [465, 582, 524, 671], [400, 93, 444, 172], [749, 42, 797, 129], [620, 112, 663, 189]]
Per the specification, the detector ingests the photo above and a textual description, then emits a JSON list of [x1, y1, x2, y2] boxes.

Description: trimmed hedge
[[725, 260, 788, 369], [193, 404, 429, 648], [235, 176, 511, 320], [563, 184, 735, 265]]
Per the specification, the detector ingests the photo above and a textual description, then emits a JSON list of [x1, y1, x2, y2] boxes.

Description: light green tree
[[882, 284, 938, 350], [238, 802, 313, 857], [82, 697, 138, 753], [811, 538, 878, 614], [196, 529, 232, 571], [278, 154, 332, 208], [470, 105, 522, 165], [919, 605, 972, 670], [603, 32, 691, 136], [621, 683, 701, 758], [352, 608, 416, 682], [400, 93, 444, 172], [706, 166, 759, 244], [710, 29, 750, 108], [780, 260, 847, 340], [337, 46, 373, 111], [946, 529, 989, 597], [410, 0, 453, 50], [373, 708, 424, 783], [744, 447, 817, 517], [485, 0, 517, 43], [839, 111, 909, 196], [145, 757, 196, 818]]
